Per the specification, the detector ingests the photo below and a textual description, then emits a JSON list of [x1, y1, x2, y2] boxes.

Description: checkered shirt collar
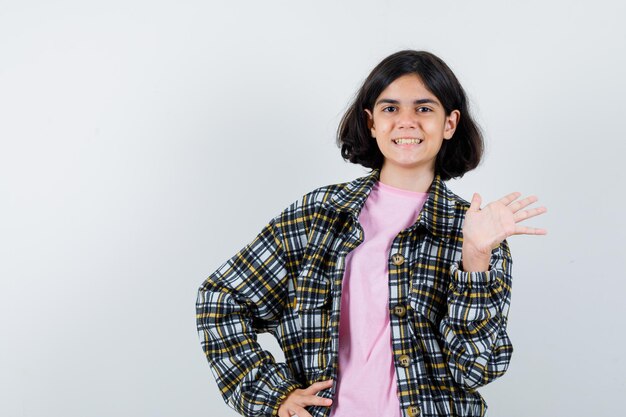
[[326, 168, 458, 242]]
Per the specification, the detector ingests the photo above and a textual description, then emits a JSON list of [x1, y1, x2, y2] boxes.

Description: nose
[[397, 109, 418, 129]]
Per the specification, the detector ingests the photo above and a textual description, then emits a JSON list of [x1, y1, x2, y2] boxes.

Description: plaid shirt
[[196, 168, 514, 417]]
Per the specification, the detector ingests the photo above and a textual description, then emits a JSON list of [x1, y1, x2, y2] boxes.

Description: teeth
[[393, 138, 423, 144]]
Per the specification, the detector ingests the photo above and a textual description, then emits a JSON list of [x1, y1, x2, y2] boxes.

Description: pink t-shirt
[[329, 180, 428, 417]]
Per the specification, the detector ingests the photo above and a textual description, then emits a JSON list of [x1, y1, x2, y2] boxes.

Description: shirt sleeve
[[439, 238, 514, 390], [195, 205, 302, 416]]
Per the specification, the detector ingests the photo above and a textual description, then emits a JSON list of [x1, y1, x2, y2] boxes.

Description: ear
[[443, 109, 461, 140], [364, 109, 375, 137]]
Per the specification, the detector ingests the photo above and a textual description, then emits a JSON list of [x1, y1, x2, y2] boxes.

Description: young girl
[[196, 50, 547, 417]]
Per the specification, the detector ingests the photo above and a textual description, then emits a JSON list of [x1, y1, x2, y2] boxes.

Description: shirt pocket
[[295, 269, 332, 379], [407, 270, 447, 327]]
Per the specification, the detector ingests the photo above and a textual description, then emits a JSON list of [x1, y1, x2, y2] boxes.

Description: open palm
[[462, 191, 548, 256]]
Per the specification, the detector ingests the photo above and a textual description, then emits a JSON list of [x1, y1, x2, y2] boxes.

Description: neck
[[379, 163, 435, 193]]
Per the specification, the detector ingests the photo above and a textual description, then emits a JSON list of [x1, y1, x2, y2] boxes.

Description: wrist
[[461, 246, 491, 272]]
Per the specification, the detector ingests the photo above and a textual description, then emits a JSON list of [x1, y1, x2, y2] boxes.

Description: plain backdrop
[[1, 1, 625, 416]]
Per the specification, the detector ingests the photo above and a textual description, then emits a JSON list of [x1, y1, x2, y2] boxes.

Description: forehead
[[376, 74, 438, 101]]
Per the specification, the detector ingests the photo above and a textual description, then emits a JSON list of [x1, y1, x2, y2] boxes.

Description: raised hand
[[461, 192, 547, 271], [277, 379, 334, 417]]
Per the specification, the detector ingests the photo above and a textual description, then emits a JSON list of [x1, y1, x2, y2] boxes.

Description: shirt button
[[398, 354, 411, 367], [391, 253, 405, 266], [407, 405, 421, 416], [392, 305, 407, 317]]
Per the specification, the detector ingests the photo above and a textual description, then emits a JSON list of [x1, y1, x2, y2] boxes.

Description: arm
[[196, 205, 302, 416], [439, 238, 514, 390], [439, 189, 546, 389]]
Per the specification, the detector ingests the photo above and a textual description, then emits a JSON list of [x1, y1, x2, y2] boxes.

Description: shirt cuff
[[450, 260, 500, 287], [270, 380, 302, 416]]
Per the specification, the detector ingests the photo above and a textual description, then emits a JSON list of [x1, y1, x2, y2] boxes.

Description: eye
[[382, 106, 397, 112], [417, 106, 432, 113]]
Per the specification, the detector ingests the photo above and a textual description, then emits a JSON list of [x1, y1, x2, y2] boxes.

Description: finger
[[513, 206, 547, 223], [309, 395, 333, 407], [304, 379, 334, 394], [514, 225, 548, 235], [508, 195, 536, 211], [292, 405, 313, 417], [469, 192, 482, 211], [497, 191, 522, 206], [507, 195, 540, 213]]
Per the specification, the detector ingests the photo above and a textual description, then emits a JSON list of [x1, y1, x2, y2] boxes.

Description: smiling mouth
[[392, 138, 423, 144]]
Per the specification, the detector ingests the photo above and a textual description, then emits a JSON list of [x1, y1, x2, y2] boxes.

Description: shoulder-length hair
[[336, 50, 483, 181]]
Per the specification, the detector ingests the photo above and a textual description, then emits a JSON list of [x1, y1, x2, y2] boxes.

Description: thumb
[[469, 192, 482, 212]]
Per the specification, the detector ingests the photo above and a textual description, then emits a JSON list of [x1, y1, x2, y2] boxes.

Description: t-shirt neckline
[[374, 180, 429, 198]]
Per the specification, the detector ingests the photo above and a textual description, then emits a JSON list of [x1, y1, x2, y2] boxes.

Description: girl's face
[[364, 73, 460, 176]]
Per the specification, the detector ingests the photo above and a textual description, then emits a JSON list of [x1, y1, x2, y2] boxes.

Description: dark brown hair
[[336, 50, 483, 181]]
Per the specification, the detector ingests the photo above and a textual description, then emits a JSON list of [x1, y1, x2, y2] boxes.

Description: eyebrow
[[375, 98, 440, 107]]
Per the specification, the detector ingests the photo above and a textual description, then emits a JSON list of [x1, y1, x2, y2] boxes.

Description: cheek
[[376, 121, 392, 134], [375, 137, 390, 153], [424, 120, 446, 135]]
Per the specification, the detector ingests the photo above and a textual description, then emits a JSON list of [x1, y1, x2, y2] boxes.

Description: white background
[[1, 1, 625, 416]]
